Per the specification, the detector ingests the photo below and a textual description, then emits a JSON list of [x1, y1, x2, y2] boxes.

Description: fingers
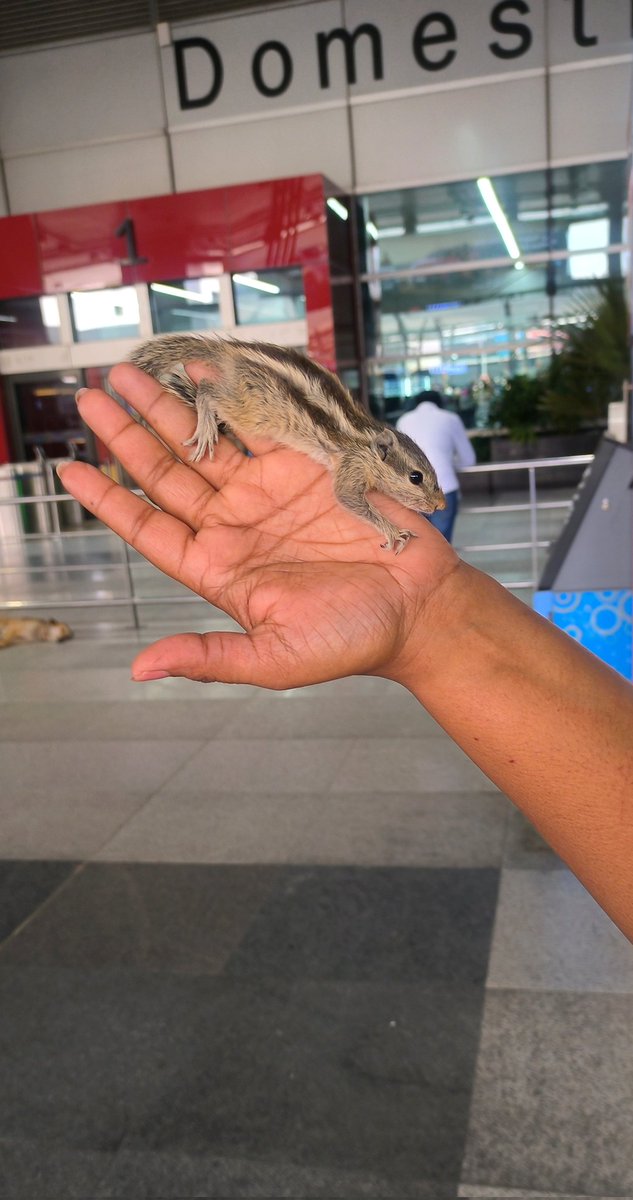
[[131, 629, 276, 687], [57, 460, 202, 591], [109, 364, 273, 482], [76, 388, 215, 530]]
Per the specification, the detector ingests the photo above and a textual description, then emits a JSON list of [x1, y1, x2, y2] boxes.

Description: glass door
[[4, 371, 91, 462]]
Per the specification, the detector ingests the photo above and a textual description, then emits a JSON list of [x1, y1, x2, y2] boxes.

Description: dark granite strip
[[0, 968, 483, 1187], [224, 866, 500, 985], [0, 860, 78, 946], [0, 863, 283, 973], [96, 1147, 458, 1198], [0, 1137, 112, 1200], [0, 865, 500, 987]]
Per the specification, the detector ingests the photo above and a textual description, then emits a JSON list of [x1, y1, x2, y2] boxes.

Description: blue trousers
[[426, 489, 459, 543]]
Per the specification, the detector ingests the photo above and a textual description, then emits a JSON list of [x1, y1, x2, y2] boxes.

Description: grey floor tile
[[331, 738, 499, 794], [0, 667, 142, 703], [156, 738, 354, 795], [98, 1148, 457, 1197], [486, 869, 633, 992], [459, 1188, 624, 1199], [95, 791, 312, 863], [0, 699, 247, 741], [295, 791, 508, 868], [0, 667, 259, 704], [461, 990, 633, 1197], [217, 687, 444, 739], [0, 788, 162, 860], [0, 1137, 112, 1200], [0, 864, 281, 973], [0, 739, 201, 799], [0, 969, 483, 1186], [502, 807, 565, 870], [0, 640, 142, 671], [95, 790, 509, 867], [224, 867, 499, 985], [0, 701, 100, 742], [0, 860, 78, 943]]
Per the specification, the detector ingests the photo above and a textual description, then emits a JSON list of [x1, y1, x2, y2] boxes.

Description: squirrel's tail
[[128, 333, 234, 403]]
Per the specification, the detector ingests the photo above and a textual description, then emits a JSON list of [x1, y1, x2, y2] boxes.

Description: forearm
[[396, 562, 633, 940]]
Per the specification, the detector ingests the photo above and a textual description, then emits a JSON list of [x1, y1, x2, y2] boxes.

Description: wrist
[[387, 558, 509, 702]]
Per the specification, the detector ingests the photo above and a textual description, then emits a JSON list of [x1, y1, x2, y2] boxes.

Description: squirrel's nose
[[435, 490, 447, 511]]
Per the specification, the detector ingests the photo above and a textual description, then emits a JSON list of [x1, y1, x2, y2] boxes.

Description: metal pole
[[121, 538, 141, 631]]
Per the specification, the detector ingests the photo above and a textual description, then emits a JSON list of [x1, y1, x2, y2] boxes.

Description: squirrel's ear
[[374, 428, 397, 461]]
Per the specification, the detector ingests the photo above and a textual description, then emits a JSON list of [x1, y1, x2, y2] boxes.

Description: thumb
[[131, 629, 284, 688]]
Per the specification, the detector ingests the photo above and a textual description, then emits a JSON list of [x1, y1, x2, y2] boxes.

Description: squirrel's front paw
[[381, 528, 416, 554]]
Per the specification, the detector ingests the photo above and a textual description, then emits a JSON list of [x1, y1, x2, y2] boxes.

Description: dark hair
[[412, 389, 444, 409]]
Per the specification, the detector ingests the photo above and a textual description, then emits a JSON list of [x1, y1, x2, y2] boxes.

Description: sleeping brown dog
[[0, 618, 73, 649]]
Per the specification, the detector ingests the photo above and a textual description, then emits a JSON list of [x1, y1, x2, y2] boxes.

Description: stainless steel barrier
[[0, 454, 594, 628], [456, 454, 594, 590]]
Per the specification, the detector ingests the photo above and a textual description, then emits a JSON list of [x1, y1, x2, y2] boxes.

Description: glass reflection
[[364, 262, 614, 423], [149, 278, 221, 334], [0, 295, 61, 350], [359, 160, 626, 272], [232, 267, 305, 325], [70, 287, 140, 342]]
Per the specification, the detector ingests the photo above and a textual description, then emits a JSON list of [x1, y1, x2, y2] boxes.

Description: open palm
[[60, 364, 457, 688]]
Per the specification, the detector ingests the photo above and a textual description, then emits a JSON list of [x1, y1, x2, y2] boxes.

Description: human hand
[[58, 364, 459, 688]]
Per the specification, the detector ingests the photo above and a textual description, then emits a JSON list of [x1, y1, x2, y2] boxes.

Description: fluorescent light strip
[[327, 197, 349, 221], [150, 283, 217, 303], [366, 221, 379, 241], [233, 274, 281, 294], [477, 177, 524, 268]]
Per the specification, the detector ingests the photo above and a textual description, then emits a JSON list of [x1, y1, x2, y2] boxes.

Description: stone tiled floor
[[0, 632, 632, 1198]]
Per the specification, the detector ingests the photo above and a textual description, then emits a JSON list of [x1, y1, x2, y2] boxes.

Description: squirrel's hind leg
[[182, 380, 221, 462]]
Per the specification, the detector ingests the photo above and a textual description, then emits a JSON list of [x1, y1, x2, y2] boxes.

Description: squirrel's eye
[[409, 471, 424, 485]]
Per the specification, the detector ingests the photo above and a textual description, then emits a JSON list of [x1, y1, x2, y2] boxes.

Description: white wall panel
[[164, 1, 344, 126], [550, 61, 632, 163], [171, 106, 353, 192], [351, 75, 547, 191], [5, 136, 172, 215], [0, 34, 163, 156]]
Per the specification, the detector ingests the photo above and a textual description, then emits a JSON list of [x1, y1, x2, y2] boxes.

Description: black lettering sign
[[252, 40, 293, 96], [412, 11, 457, 72], [570, 0, 598, 47], [489, 1, 532, 59], [317, 23, 383, 88], [174, 37, 224, 109]]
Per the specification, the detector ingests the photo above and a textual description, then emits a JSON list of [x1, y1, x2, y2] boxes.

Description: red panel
[[0, 215, 42, 299], [226, 175, 329, 272], [36, 202, 127, 293], [127, 189, 229, 283], [304, 261, 336, 370]]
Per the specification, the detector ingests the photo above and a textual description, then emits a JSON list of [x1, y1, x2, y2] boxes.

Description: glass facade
[[70, 286, 141, 342], [0, 295, 61, 350], [149, 278, 221, 334], [358, 159, 628, 422], [231, 267, 305, 325]]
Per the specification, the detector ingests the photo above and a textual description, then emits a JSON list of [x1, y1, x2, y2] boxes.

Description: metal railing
[[456, 454, 594, 590], [0, 453, 594, 627]]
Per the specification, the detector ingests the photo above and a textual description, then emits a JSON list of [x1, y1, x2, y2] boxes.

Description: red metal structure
[[0, 174, 339, 463]]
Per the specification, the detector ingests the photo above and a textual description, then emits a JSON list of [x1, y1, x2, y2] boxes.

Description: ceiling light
[[477, 177, 524, 267], [374, 225, 406, 238], [366, 221, 379, 241], [233, 273, 281, 294], [150, 283, 217, 303], [327, 197, 349, 221]]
